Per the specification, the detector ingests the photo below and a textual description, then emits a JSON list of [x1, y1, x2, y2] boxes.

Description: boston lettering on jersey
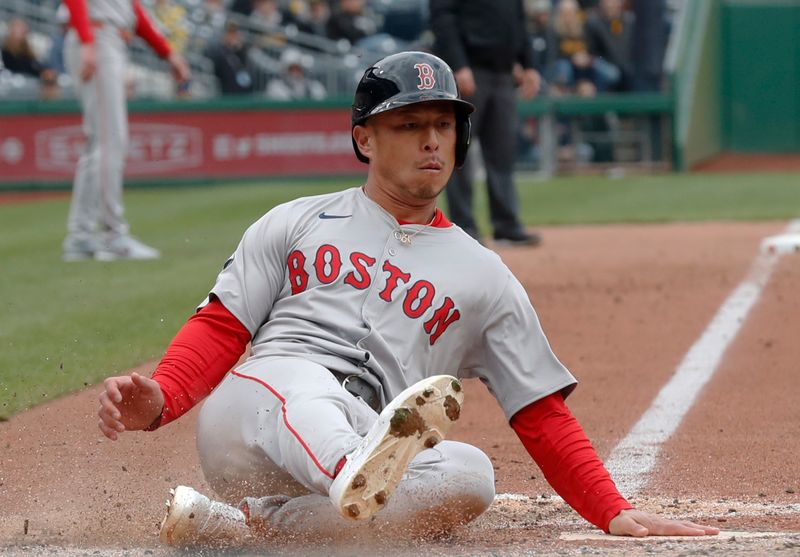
[[287, 245, 460, 345]]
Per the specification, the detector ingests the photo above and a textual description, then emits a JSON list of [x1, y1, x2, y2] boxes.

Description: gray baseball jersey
[[83, 0, 136, 30], [204, 186, 576, 419]]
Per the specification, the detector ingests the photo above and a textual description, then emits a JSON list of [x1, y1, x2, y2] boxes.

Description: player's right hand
[[98, 372, 164, 440], [608, 508, 720, 537], [167, 52, 192, 86], [79, 43, 97, 81]]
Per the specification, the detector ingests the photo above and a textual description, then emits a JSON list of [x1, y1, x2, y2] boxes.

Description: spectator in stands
[[230, 0, 255, 17], [326, 0, 378, 47], [295, 0, 331, 37], [525, 0, 552, 73], [46, 4, 71, 77], [283, 0, 309, 26], [205, 20, 254, 95], [154, 0, 190, 54], [379, 0, 427, 43], [1, 18, 44, 78], [265, 47, 326, 100], [250, 0, 287, 27], [584, 0, 634, 91], [546, 0, 619, 94], [249, 0, 296, 47], [546, 0, 617, 165], [190, 0, 227, 45]]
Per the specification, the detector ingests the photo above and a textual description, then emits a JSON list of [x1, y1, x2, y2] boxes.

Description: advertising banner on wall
[[0, 108, 365, 185]]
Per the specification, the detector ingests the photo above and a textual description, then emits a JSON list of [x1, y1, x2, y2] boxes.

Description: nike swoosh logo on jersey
[[318, 212, 353, 219]]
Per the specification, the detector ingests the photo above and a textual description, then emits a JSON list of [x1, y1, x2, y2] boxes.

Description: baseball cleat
[[329, 375, 464, 521], [95, 235, 161, 261], [62, 235, 102, 262], [159, 485, 250, 548]]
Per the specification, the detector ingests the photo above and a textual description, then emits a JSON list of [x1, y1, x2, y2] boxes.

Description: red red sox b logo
[[414, 63, 436, 90]]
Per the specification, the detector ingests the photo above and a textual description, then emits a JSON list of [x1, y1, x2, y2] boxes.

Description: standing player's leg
[[92, 27, 130, 244], [63, 29, 101, 261], [90, 28, 160, 261], [444, 72, 490, 241], [475, 69, 527, 241]]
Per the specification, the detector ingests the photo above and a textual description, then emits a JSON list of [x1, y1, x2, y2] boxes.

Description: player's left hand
[[516, 67, 541, 100], [168, 52, 191, 86], [608, 508, 720, 537]]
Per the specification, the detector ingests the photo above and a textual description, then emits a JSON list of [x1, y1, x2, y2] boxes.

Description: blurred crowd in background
[[1, 0, 678, 167], [1, 0, 677, 101]]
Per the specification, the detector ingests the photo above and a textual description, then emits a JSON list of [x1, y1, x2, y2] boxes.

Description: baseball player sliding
[[97, 51, 719, 547]]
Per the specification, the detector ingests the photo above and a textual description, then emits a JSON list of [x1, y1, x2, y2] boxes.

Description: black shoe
[[493, 230, 542, 247]]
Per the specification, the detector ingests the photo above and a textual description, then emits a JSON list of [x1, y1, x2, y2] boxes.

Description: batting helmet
[[351, 51, 474, 168]]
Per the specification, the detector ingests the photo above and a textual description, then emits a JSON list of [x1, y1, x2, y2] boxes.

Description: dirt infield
[[693, 153, 800, 173], [1, 221, 799, 556], [0, 191, 69, 206]]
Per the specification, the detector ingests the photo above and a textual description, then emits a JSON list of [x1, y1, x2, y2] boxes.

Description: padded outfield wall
[[674, 0, 800, 170], [0, 94, 670, 190]]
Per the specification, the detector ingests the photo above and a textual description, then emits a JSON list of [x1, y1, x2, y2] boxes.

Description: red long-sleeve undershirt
[[149, 298, 631, 531], [150, 298, 250, 428], [132, 0, 172, 58], [510, 393, 633, 532], [64, 0, 172, 58]]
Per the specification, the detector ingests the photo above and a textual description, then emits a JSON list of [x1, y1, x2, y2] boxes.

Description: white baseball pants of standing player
[[196, 357, 496, 538], [64, 26, 131, 243]]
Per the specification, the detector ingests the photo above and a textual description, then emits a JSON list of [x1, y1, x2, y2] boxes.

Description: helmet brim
[[354, 92, 474, 125]]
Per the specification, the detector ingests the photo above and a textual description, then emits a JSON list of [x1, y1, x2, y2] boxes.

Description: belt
[[333, 371, 381, 412], [91, 20, 133, 43]]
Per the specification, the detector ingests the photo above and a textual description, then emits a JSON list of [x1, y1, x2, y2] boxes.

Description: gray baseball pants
[[196, 357, 495, 538]]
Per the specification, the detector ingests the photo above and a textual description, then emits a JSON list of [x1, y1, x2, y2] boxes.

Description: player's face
[[358, 102, 457, 201]]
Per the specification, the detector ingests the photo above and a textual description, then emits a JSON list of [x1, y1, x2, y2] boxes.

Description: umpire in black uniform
[[430, 0, 541, 246]]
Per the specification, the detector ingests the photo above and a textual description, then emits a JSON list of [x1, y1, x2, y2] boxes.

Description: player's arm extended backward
[[97, 298, 250, 439], [99, 209, 289, 439]]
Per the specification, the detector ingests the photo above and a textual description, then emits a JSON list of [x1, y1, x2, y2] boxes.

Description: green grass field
[[1, 172, 799, 419]]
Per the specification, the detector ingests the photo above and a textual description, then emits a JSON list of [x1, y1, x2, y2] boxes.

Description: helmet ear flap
[[351, 126, 370, 164], [455, 115, 471, 169]]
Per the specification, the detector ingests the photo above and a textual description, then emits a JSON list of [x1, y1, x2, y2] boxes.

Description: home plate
[[560, 531, 793, 542]]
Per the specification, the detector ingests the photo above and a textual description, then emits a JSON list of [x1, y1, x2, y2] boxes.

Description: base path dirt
[[1, 221, 798, 556], [693, 153, 800, 173]]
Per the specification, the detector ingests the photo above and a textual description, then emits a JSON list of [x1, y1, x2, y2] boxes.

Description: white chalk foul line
[[605, 220, 800, 496]]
